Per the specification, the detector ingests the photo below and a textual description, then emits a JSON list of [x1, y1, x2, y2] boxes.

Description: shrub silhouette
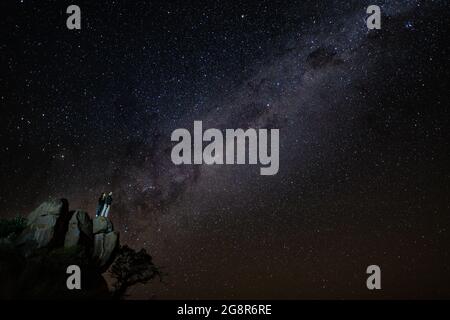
[[110, 245, 164, 299]]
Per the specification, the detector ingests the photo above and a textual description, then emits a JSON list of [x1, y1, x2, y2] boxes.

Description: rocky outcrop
[[64, 210, 93, 248], [0, 198, 159, 299], [16, 199, 70, 252], [0, 198, 119, 299], [93, 216, 114, 234], [91, 216, 118, 269], [14, 199, 118, 269], [93, 231, 119, 269]]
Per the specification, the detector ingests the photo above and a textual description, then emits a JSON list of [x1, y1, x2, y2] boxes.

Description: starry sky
[[1, 0, 449, 299]]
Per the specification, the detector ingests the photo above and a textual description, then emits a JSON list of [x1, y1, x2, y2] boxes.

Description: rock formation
[[0, 198, 160, 299], [0, 199, 119, 299], [15, 199, 118, 269], [64, 210, 93, 249], [16, 199, 70, 252]]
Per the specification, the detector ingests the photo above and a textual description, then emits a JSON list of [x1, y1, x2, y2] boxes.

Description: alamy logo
[[171, 121, 279, 175], [366, 5, 381, 30], [366, 265, 381, 290], [66, 265, 81, 290], [66, 5, 81, 30]]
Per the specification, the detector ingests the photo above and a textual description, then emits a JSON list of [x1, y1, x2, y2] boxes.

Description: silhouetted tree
[[110, 245, 163, 299]]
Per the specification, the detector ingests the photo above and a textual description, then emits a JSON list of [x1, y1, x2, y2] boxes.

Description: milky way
[[1, 0, 449, 298]]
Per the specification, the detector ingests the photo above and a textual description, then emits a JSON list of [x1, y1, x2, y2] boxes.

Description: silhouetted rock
[[93, 216, 113, 234], [2, 199, 115, 298], [0, 198, 158, 299], [64, 210, 93, 248], [93, 231, 119, 269], [16, 199, 70, 253]]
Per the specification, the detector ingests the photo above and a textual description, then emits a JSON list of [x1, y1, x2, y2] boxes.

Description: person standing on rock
[[101, 192, 113, 217], [96, 193, 106, 217]]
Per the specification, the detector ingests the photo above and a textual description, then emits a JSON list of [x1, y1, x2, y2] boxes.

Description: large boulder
[[0, 198, 127, 298], [64, 210, 93, 248], [16, 199, 70, 251], [92, 217, 118, 269], [93, 216, 113, 234], [93, 231, 119, 268]]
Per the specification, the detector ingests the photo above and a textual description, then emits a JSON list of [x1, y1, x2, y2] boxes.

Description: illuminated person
[[96, 193, 106, 217], [101, 192, 113, 217]]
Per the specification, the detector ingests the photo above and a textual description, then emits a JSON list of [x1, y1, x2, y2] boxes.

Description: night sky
[[1, 0, 449, 299]]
